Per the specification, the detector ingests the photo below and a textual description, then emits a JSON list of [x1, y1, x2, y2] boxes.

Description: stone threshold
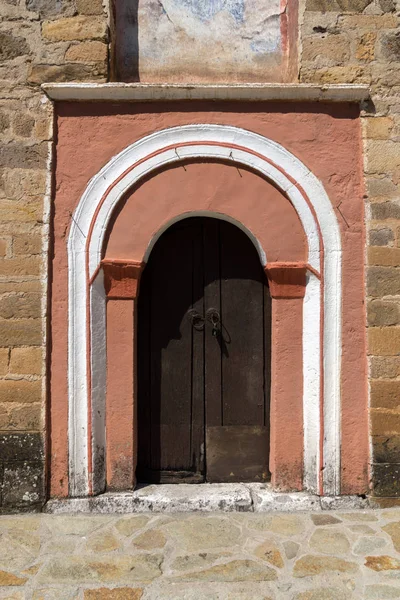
[[44, 483, 373, 514], [41, 83, 370, 103]]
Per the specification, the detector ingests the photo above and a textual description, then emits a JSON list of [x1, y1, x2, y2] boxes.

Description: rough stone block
[[369, 227, 394, 247], [300, 65, 369, 84], [76, 0, 104, 15], [371, 380, 400, 409], [0, 257, 41, 277], [356, 31, 376, 61], [366, 140, 400, 174], [0, 403, 43, 431], [65, 41, 107, 62], [0, 348, 9, 375], [0, 112, 10, 134], [0, 319, 42, 346], [368, 300, 400, 326], [0, 239, 7, 258], [28, 63, 106, 84], [365, 116, 393, 139], [13, 234, 42, 256], [368, 267, 400, 297], [370, 356, 400, 378], [0, 380, 41, 403], [4, 169, 47, 199], [0, 32, 29, 61], [0, 432, 44, 461], [367, 176, 399, 199], [84, 591, 144, 600], [26, 0, 76, 18], [373, 463, 400, 496], [42, 16, 107, 42], [380, 31, 400, 61], [371, 409, 400, 436], [368, 247, 400, 266], [306, 0, 372, 10], [0, 143, 47, 170], [302, 34, 350, 66], [373, 435, 400, 463], [13, 115, 35, 139], [10, 347, 42, 375], [0, 294, 41, 319], [369, 328, 400, 356], [1, 461, 44, 507], [371, 202, 400, 220]]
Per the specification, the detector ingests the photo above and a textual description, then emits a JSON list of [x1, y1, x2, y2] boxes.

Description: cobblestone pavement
[[2, 508, 400, 599]]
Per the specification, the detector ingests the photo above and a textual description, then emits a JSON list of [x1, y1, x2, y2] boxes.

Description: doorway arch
[[67, 124, 341, 498]]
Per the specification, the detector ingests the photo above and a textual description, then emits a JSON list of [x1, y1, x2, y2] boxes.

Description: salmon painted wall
[[50, 101, 367, 496]]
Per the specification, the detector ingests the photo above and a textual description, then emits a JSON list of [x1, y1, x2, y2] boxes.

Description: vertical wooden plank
[[204, 219, 222, 428], [219, 221, 265, 426]]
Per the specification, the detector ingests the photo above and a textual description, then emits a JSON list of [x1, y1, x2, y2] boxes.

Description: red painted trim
[[265, 263, 307, 299], [83, 140, 326, 495], [102, 260, 144, 299]]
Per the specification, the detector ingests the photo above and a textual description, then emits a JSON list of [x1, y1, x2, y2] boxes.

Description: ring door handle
[[187, 309, 205, 331], [206, 308, 221, 336]]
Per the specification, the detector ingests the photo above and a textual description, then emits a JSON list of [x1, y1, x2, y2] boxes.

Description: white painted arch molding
[[67, 124, 342, 497]]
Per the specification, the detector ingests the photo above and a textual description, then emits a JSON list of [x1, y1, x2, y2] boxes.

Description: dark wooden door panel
[[206, 426, 270, 483]]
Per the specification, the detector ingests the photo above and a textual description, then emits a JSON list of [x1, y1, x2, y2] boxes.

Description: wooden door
[[137, 217, 271, 484]]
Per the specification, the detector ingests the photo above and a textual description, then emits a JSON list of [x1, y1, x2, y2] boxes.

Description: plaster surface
[[50, 102, 367, 498]]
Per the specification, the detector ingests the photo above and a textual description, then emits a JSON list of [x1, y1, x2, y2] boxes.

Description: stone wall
[[0, 0, 109, 511], [1, 0, 400, 510], [300, 0, 400, 497]]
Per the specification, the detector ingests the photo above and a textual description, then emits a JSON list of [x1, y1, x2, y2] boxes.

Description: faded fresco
[[115, 0, 296, 82]]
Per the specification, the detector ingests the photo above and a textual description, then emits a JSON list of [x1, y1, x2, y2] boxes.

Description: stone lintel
[[42, 83, 370, 103], [102, 260, 144, 299], [264, 262, 308, 299]]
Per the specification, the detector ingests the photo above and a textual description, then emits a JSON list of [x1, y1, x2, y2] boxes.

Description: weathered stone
[[302, 34, 350, 66], [374, 435, 400, 463], [371, 380, 400, 409], [13, 234, 42, 255], [38, 554, 162, 583], [0, 380, 41, 403], [357, 31, 376, 61], [43, 536, 79, 555], [366, 117, 394, 139], [372, 202, 400, 220], [309, 528, 350, 554], [0, 319, 42, 346], [0, 257, 41, 277], [86, 530, 121, 552], [371, 357, 400, 379], [170, 559, 277, 582], [383, 521, 400, 551], [311, 514, 342, 526], [0, 142, 47, 170], [163, 517, 241, 551], [0, 432, 43, 461], [371, 411, 400, 436], [1, 402, 43, 431], [76, 0, 104, 14], [367, 141, 400, 174], [293, 555, 358, 577], [2, 461, 44, 507], [0, 347, 9, 375], [10, 347, 42, 375], [348, 524, 377, 534], [0, 32, 29, 61], [381, 32, 400, 62], [367, 177, 399, 199], [369, 328, 400, 356], [170, 552, 231, 573], [0, 293, 41, 319], [132, 529, 166, 550], [369, 248, 400, 267], [13, 115, 35, 138], [26, 0, 76, 17], [114, 515, 151, 536], [365, 585, 400, 599], [269, 515, 305, 536], [306, 0, 372, 10], [0, 569, 27, 585], [354, 536, 387, 555], [28, 63, 106, 84], [254, 541, 284, 568], [42, 16, 107, 41], [0, 112, 11, 133], [84, 588, 143, 600], [32, 589, 79, 600], [373, 464, 400, 496], [293, 588, 350, 600], [65, 41, 107, 62], [365, 555, 400, 571], [369, 227, 394, 247], [283, 541, 300, 559], [45, 515, 113, 536]]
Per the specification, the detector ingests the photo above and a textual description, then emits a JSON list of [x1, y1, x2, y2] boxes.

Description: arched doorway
[[137, 217, 271, 484]]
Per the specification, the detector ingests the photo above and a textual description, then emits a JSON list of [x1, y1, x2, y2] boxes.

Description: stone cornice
[[42, 83, 370, 103]]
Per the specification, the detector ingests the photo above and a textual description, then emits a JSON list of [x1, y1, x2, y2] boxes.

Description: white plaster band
[[68, 124, 341, 498]]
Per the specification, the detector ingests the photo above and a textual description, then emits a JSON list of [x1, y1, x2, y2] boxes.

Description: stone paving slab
[[1, 508, 400, 598]]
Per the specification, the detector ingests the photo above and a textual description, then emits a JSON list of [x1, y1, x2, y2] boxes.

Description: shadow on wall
[[113, 0, 139, 81]]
